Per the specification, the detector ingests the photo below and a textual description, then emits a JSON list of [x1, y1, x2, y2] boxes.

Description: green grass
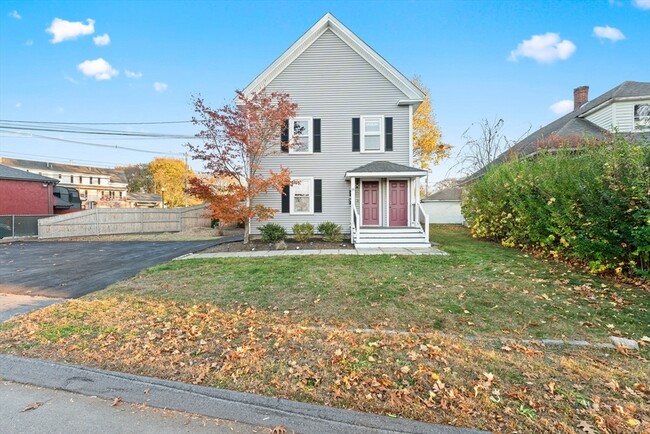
[[100, 225, 649, 341]]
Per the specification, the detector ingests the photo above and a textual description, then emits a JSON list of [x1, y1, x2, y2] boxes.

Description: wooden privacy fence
[[38, 205, 211, 239]]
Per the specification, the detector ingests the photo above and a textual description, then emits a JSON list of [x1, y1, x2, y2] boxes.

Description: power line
[[1, 130, 185, 156], [1, 119, 192, 126], [0, 124, 196, 139]]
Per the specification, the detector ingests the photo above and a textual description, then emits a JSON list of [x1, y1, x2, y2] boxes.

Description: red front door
[[389, 180, 408, 226], [362, 181, 379, 225]]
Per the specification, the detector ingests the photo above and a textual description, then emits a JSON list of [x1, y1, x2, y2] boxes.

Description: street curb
[[0, 355, 486, 434]]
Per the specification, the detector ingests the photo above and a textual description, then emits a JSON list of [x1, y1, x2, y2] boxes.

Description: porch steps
[[354, 226, 431, 249]]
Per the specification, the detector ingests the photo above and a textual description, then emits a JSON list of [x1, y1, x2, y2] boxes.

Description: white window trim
[[633, 103, 650, 132], [360, 115, 384, 153], [289, 117, 313, 154], [289, 177, 314, 215]]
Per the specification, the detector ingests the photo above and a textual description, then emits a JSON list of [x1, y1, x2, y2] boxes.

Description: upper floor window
[[79, 176, 83, 183], [97, 178, 101, 185], [70, 175, 74, 183], [634, 104, 650, 132], [361, 116, 384, 152], [289, 117, 312, 153], [290, 177, 314, 214]]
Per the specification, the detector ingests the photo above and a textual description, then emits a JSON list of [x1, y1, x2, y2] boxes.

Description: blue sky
[[1, 0, 649, 184]]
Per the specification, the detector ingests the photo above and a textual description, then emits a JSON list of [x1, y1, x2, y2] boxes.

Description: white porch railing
[[417, 202, 429, 242], [351, 204, 360, 244]]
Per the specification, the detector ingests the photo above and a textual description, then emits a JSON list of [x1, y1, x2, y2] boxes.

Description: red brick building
[[0, 163, 57, 215]]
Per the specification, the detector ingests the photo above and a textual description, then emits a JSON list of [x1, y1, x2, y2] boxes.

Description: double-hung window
[[289, 117, 313, 153], [290, 177, 313, 214], [361, 116, 383, 152], [634, 104, 650, 132]]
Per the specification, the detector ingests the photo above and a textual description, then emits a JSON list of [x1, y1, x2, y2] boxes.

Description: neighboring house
[[421, 187, 464, 224], [0, 163, 57, 216], [472, 82, 650, 178], [0, 157, 129, 207], [242, 13, 430, 248]]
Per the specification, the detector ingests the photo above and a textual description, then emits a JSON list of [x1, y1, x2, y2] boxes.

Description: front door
[[362, 181, 379, 225], [389, 180, 408, 226]]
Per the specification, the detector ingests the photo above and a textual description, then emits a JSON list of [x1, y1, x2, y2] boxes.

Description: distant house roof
[[345, 161, 427, 179], [127, 192, 161, 203], [0, 157, 128, 184], [423, 187, 462, 202], [0, 163, 58, 183], [463, 81, 650, 183]]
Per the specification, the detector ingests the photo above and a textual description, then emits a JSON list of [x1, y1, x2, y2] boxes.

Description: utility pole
[[184, 152, 189, 207]]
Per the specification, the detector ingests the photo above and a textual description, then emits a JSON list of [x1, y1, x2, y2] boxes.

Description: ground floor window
[[290, 177, 313, 214]]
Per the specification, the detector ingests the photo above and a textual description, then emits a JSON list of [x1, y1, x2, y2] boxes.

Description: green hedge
[[462, 135, 650, 278]]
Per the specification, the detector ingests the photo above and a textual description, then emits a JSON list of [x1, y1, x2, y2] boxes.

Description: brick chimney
[[573, 86, 589, 110]]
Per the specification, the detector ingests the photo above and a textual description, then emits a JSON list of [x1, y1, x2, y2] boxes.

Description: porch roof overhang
[[344, 161, 427, 180]]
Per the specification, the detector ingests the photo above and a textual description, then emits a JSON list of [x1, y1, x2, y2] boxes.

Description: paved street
[[0, 239, 224, 298]]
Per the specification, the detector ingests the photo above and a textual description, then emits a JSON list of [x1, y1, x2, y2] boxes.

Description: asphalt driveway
[[0, 238, 232, 299]]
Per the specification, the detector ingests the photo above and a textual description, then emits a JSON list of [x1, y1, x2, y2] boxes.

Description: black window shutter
[[281, 119, 289, 153], [281, 185, 290, 213], [385, 117, 393, 151], [313, 119, 321, 153], [314, 179, 322, 213], [352, 118, 360, 152]]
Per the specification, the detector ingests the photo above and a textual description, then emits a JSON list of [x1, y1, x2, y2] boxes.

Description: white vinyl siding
[[585, 99, 650, 132], [250, 28, 411, 235], [585, 104, 614, 130]]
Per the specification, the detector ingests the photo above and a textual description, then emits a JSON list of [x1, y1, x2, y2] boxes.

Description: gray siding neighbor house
[[242, 13, 430, 248]]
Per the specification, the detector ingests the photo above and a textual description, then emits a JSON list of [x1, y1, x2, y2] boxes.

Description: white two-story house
[[242, 13, 430, 248]]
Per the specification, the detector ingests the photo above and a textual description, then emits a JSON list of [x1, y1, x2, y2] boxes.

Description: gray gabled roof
[[423, 186, 462, 201], [0, 157, 128, 184], [0, 163, 58, 183], [127, 192, 161, 202], [345, 161, 427, 179]]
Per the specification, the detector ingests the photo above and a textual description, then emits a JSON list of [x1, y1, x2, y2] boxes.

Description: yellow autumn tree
[[148, 157, 200, 208], [412, 77, 451, 169]]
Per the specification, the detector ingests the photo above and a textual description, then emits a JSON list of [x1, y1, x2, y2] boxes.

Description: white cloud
[[77, 58, 118, 80], [93, 33, 110, 46], [15, 102, 22, 108], [154, 81, 168, 92], [9, 10, 21, 19], [593, 25, 626, 42], [25, 40, 33, 46], [549, 99, 574, 115], [56, 106, 65, 113], [125, 69, 143, 79], [508, 32, 576, 63], [633, 0, 650, 9], [46, 18, 95, 43]]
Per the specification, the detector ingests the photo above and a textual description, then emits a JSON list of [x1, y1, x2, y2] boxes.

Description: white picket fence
[[38, 205, 211, 239]]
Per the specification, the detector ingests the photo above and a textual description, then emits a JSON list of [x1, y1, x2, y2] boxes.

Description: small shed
[[421, 187, 464, 224]]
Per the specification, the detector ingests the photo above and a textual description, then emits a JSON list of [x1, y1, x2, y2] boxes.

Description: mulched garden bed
[[202, 238, 354, 253]]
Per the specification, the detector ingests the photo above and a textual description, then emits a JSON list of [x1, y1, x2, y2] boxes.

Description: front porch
[[345, 161, 430, 248]]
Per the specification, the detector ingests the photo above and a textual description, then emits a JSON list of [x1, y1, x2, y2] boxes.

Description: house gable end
[[241, 13, 423, 103]]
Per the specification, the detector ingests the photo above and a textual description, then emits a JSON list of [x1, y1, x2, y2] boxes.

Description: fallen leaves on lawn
[[0, 297, 647, 433]]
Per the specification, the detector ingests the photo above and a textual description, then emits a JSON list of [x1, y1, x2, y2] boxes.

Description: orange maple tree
[[187, 90, 298, 243]]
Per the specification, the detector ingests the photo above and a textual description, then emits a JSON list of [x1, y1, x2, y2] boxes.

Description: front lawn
[[0, 225, 647, 432], [103, 225, 649, 342]]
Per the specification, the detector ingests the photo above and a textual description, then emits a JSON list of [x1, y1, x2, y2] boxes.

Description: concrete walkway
[[177, 246, 448, 260], [0, 355, 486, 434]]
